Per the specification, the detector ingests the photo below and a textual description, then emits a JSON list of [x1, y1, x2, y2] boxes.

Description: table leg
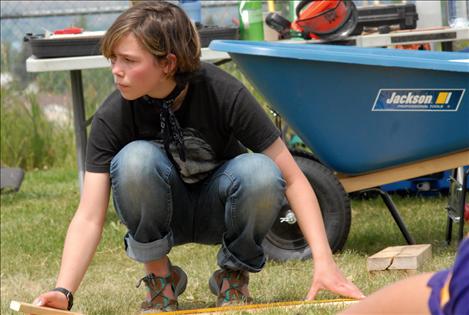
[[441, 41, 453, 52], [70, 70, 87, 192]]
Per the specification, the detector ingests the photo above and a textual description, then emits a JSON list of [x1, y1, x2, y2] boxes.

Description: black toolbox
[[352, 3, 419, 35], [25, 26, 239, 59], [24, 31, 104, 58], [198, 25, 239, 47]]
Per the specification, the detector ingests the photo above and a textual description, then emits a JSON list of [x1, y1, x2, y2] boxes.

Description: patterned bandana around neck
[[143, 84, 187, 170]]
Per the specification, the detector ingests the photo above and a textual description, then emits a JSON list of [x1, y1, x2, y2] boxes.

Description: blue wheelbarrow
[[210, 40, 469, 260]]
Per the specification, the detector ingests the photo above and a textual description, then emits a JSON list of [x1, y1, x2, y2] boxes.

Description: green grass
[[1, 67, 114, 171], [1, 168, 467, 315], [0, 86, 76, 170]]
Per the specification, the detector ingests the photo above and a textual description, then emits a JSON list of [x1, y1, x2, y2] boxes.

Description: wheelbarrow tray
[[210, 40, 469, 187]]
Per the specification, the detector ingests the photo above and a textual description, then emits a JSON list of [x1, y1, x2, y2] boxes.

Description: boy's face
[[110, 33, 175, 100]]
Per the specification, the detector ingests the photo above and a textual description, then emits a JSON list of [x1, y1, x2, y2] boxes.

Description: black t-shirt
[[86, 62, 280, 181]]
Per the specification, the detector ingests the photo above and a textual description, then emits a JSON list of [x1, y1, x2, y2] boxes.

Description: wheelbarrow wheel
[[263, 152, 351, 261]]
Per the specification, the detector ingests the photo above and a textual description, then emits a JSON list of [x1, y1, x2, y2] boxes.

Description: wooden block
[[10, 301, 83, 315], [367, 244, 432, 272]]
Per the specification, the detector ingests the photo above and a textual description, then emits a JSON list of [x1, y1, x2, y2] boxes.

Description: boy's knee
[[111, 141, 157, 176], [234, 153, 285, 194], [110, 141, 171, 185]]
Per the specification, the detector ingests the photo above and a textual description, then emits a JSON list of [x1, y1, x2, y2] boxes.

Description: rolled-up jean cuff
[[217, 239, 265, 273], [124, 231, 173, 263]]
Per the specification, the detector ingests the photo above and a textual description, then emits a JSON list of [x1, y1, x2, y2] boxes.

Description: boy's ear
[[163, 53, 177, 75]]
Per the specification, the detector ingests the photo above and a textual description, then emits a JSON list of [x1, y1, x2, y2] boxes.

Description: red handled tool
[[53, 27, 83, 35]]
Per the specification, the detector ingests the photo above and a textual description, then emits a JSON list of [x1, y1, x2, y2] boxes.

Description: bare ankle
[[144, 256, 171, 277]]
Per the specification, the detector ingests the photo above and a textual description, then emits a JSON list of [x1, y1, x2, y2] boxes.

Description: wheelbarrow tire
[[263, 152, 351, 261]]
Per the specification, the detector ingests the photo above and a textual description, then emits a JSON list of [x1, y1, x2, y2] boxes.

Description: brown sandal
[[209, 269, 252, 307], [137, 265, 187, 313]]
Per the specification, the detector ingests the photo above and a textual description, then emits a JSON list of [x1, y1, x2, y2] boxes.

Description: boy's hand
[[31, 291, 68, 312], [307, 260, 365, 300]]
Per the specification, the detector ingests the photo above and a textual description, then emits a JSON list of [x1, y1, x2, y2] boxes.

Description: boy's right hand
[[32, 291, 68, 311]]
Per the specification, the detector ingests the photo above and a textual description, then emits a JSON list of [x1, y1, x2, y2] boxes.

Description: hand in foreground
[[31, 291, 68, 312], [306, 260, 365, 300]]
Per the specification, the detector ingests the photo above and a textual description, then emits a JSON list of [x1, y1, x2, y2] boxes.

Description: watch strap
[[52, 287, 73, 310]]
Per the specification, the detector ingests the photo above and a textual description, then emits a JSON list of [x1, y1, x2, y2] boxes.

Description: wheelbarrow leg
[[446, 216, 453, 245], [456, 168, 468, 243], [446, 167, 468, 245], [367, 188, 416, 245]]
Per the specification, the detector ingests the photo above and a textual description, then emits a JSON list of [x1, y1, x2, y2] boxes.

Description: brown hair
[[101, 1, 201, 84]]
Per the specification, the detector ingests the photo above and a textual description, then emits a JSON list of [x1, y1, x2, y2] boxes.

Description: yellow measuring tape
[[9, 298, 357, 315], [149, 298, 358, 315]]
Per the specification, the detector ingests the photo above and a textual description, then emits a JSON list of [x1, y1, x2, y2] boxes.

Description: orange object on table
[[394, 43, 431, 50], [53, 27, 83, 35]]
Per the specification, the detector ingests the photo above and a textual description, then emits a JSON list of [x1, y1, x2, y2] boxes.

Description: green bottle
[[238, 0, 264, 40], [290, 1, 301, 21]]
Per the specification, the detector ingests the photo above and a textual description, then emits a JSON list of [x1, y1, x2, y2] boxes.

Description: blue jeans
[[110, 140, 286, 272]]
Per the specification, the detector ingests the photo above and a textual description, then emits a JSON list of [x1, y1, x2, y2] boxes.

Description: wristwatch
[[52, 287, 74, 310]]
